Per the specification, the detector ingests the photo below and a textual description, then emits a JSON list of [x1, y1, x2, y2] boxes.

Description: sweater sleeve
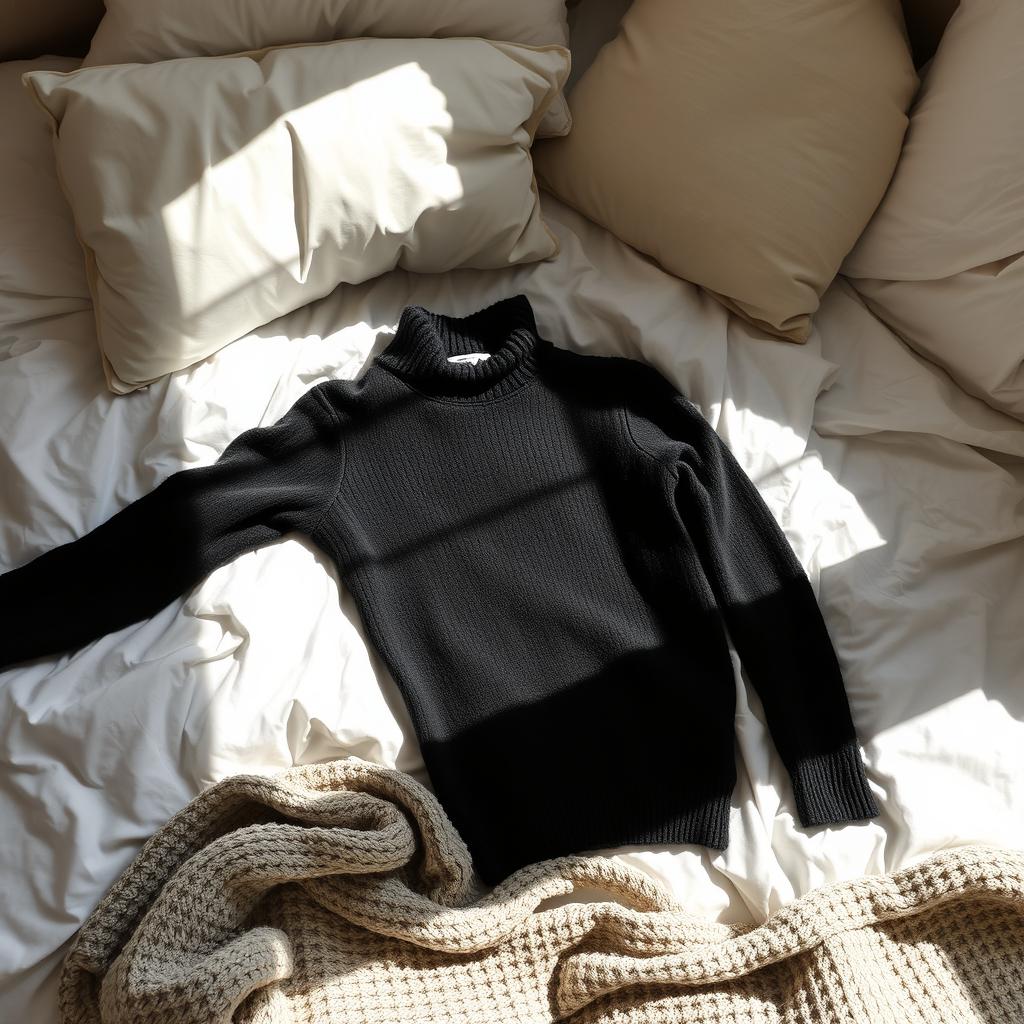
[[0, 385, 343, 672], [638, 390, 878, 829]]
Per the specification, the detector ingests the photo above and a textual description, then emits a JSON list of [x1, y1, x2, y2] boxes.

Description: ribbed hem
[[471, 794, 732, 886], [790, 741, 880, 828], [376, 294, 540, 401]]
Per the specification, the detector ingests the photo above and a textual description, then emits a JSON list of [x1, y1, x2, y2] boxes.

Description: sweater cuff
[[790, 741, 879, 828]]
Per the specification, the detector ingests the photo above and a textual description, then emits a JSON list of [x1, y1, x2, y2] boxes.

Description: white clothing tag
[[447, 352, 491, 365]]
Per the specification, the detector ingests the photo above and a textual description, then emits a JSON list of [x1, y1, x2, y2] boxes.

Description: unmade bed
[[1, 6, 1024, 1021]]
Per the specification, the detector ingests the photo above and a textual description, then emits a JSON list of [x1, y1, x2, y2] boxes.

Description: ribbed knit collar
[[376, 295, 541, 401]]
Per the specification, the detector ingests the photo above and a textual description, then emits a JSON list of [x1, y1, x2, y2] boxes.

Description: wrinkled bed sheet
[[2, 56, 1023, 1023]]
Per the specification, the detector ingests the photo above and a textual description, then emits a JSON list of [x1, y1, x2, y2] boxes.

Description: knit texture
[[0, 294, 877, 881], [60, 758, 1024, 1024]]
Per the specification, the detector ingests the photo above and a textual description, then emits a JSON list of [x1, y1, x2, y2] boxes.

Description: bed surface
[[2, 46, 1023, 1021]]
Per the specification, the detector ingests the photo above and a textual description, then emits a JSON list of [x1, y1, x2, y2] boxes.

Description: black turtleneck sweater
[[0, 295, 877, 882]]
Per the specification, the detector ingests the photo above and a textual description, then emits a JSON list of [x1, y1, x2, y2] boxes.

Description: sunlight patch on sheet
[[871, 689, 1024, 866], [181, 538, 417, 792], [715, 400, 886, 577]]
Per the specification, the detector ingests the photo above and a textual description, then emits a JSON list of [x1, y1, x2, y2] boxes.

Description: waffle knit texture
[[0, 295, 877, 882], [60, 758, 1024, 1024]]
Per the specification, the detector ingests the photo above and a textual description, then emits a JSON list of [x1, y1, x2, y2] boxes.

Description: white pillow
[[24, 38, 567, 394], [843, 0, 1024, 419], [82, 0, 572, 138]]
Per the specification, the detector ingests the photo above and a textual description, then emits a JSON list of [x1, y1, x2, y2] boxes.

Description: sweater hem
[[470, 794, 732, 885]]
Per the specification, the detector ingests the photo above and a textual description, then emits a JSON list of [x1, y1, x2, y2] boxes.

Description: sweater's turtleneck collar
[[376, 295, 541, 401]]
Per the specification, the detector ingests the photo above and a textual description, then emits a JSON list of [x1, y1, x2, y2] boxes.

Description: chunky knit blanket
[[61, 759, 1024, 1024]]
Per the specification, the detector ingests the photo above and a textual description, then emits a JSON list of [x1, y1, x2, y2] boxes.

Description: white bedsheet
[[2, 55, 1024, 1023]]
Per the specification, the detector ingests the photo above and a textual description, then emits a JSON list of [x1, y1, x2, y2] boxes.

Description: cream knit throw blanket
[[60, 759, 1024, 1024]]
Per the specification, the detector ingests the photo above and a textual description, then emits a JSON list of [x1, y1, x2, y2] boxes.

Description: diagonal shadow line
[[339, 468, 593, 575]]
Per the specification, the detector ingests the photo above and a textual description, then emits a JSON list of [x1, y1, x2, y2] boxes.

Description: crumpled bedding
[[1, 54, 1023, 1024]]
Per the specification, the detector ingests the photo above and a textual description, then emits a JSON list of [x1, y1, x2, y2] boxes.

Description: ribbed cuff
[[790, 741, 879, 828]]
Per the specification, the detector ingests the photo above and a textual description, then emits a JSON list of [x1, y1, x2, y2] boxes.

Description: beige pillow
[[82, 0, 572, 139], [24, 38, 567, 394], [843, 0, 1024, 419], [534, 0, 917, 342]]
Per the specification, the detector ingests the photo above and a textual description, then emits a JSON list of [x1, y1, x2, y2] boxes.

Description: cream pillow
[[534, 0, 917, 342], [843, 0, 1024, 419], [24, 38, 567, 394], [82, 0, 572, 138]]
